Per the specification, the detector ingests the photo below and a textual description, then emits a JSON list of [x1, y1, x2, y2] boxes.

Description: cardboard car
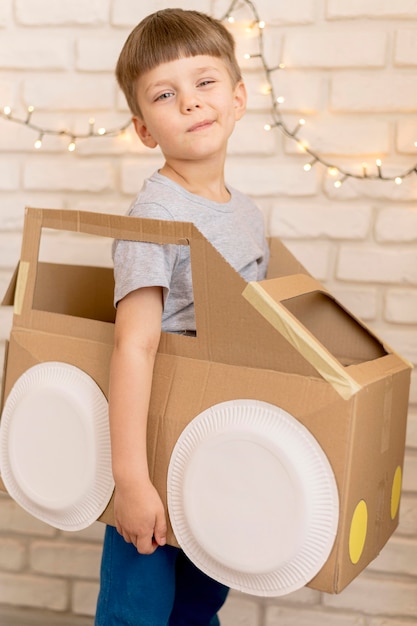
[[0, 207, 412, 596]]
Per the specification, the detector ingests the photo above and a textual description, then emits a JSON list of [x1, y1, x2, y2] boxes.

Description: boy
[[95, 8, 269, 625]]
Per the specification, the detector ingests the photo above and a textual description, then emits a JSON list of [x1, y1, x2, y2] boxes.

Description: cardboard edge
[[0, 339, 9, 414], [1, 264, 19, 307], [243, 280, 362, 400]]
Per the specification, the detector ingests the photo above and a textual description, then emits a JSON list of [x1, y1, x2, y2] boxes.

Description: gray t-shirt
[[113, 171, 269, 332]]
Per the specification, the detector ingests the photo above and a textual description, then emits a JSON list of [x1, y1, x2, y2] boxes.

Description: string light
[[221, 0, 417, 186], [0, 0, 416, 186], [0, 104, 132, 151]]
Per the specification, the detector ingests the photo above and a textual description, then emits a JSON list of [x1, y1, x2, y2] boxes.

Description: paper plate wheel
[[167, 399, 339, 596], [0, 362, 114, 531]]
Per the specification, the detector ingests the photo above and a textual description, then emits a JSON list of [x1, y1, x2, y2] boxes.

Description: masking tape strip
[[14, 261, 30, 316], [243, 281, 362, 401]]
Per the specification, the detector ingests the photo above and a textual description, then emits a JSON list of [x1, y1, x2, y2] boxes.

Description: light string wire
[[0, 0, 416, 186]]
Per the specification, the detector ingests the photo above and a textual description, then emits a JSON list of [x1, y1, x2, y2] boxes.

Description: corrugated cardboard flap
[[243, 275, 411, 400]]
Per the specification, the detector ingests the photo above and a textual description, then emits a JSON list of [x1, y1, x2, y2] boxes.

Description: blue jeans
[[95, 525, 229, 625]]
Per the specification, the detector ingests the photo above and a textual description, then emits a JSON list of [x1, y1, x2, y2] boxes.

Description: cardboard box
[[0, 207, 412, 594]]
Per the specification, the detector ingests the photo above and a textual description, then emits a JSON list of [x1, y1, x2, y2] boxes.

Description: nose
[[180, 91, 202, 113]]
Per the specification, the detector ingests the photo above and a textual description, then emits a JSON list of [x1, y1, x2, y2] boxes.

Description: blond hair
[[116, 8, 242, 117]]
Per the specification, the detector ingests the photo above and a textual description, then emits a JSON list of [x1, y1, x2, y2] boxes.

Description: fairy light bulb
[[328, 167, 339, 177], [3, 106, 11, 116], [98, 127, 106, 135], [68, 139, 76, 152], [34, 133, 43, 149], [395, 177, 402, 185], [258, 20, 265, 29], [264, 124, 272, 131]]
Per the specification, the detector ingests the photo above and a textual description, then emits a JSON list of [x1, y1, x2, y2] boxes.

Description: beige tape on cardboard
[[243, 280, 362, 400]]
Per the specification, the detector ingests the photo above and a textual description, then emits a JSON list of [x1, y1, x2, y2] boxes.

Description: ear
[[233, 81, 247, 121], [132, 116, 158, 149]]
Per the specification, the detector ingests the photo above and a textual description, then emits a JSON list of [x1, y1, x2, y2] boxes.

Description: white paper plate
[[167, 399, 339, 596], [0, 362, 114, 531]]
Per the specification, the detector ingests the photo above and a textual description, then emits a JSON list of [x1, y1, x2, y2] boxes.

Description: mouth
[[188, 120, 214, 133]]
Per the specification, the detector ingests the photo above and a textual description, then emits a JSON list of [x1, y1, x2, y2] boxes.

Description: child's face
[[132, 55, 246, 164]]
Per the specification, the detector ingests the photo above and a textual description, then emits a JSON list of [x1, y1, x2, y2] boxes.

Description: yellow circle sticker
[[391, 466, 402, 520], [349, 500, 368, 565]]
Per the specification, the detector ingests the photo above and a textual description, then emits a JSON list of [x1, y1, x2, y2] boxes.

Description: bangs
[[138, 14, 231, 75]]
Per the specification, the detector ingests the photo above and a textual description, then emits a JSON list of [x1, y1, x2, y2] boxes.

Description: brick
[[30, 541, 102, 578], [0, 538, 26, 571], [285, 117, 390, 156], [227, 159, 320, 197], [0, 571, 68, 611], [336, 246, 417, 284], [265, 606, 366, 626], [373, 328, 417, 365], [410, 370, 417, 404], [23, 158, 115, 192], [406, 410, 417, 449], [402, 451, 417, 492], [0, 606, 94, 626], [0, 36, 70, 70], [218, 592, 260, 626], [111, 0, 211, 26], [376, 208, 417, 243], [0, 0, 11, 26], [277, 584, 321, 605], [0, 193, 64, 230], [397, 118, 417, 153], [15, 0, 110, 25], [0, 498, 56, 537], [72, 581, 99, 617], [282, 241, 332, 280], [228, 114, 279, 155], [367, 536, 417, 576], [0, 307, 13, 341], [0, 158, 19, 191], [331, 73, 417, 112], [370, 618, 417, 626], [385, 290, 417, 323], [327, 0, 417, 19], [269, 71, 324, 113], [323, 574, 417, 617], [352, 172, 417, 203], [283, 31, 386, 68], [0, 233, 24, 269], [269, 202, 371, 239], [23, 75, 114, 111], [0, 79, 15, 107], [37, 230, 112, 267], [398, 494, 417, 536], [215, 0, 315, 26], [121, 158, 175, 195], [329, 286, 378, 321], [76, 37, 125, 72], [395, 29, 417, 66], [250, 0, 315, 25], [60, 521, 105, 543]]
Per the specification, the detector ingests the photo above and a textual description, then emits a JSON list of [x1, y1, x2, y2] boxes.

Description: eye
[[155, 91, 174, 102], [198, 79, 215, 88]]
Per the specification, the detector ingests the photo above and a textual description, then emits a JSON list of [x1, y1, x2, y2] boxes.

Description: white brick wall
[[0, 0, 416, 624]]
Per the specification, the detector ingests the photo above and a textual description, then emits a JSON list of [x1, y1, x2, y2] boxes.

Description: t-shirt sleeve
[[112, 201, 179, 307]]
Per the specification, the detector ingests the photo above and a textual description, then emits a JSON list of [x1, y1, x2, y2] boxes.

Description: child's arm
[[108, 285, 167, 554]]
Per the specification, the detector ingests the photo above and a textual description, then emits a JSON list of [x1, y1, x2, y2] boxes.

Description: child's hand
[[113, 478, 167, 554]]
